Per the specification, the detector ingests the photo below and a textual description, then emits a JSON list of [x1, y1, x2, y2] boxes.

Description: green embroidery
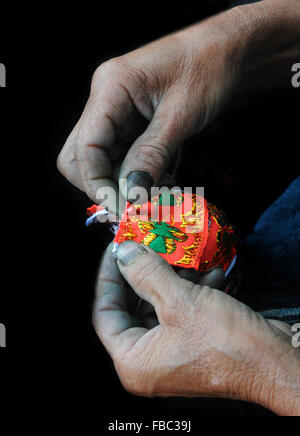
[[141, 221, 187, 254]]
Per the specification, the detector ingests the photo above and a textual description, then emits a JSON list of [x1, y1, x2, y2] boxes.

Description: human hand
[[57, 9, 240, 213], [57, 0, 300, 215], [93, 241, 300, 416]]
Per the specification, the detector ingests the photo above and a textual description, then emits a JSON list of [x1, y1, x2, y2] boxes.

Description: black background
[[1, 0, 299, 424]]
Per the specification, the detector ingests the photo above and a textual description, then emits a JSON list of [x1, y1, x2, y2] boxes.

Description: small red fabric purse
[[87, 192, 241, 295]]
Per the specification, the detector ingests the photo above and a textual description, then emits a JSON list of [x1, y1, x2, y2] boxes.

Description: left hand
[[93, 241, 300, 415]]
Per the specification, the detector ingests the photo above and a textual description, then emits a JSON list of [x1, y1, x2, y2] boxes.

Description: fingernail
[[116, 241, 147, 266], [126, 171, 153, 203]]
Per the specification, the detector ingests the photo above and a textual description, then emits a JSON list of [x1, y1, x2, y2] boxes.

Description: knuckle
[[91, 58, 123, 90], [160, 281, 197, 325], [159, 304, 178, 326], [56, 145, 76, 178], [56, 151, 64, 174], [56, 148, 69, 176], [189, 284, 214, 310], [129, 258, 180, 322]]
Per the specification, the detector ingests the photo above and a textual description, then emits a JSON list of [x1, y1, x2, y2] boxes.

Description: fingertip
[[119, 170, 153, 202], [116, 241, 148, 267]]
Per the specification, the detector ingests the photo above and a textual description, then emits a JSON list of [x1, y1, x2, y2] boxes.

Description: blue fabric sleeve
[[241, 176, 300, 323]]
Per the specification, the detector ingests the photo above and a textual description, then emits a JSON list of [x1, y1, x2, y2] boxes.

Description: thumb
[[119, 99, 192, 201], [115, 241, 189, 314]]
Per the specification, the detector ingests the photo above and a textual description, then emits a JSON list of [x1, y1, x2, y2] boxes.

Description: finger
[[57, 120, 84, 191], [75, 76, 135, 206], [75, 114, 119, 212], [177, 266, 225, 289], [115, 241, 188, 314], [58, 122, 121, 217], [119, 98, 191, 200], [93, 243, 148, 357]]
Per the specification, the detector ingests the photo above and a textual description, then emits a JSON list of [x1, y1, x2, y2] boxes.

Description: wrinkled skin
[[57, 0, 300, 416], [93, 242, 300, 416], [57, 0, 300, 215], [57, 9, 238, 213]]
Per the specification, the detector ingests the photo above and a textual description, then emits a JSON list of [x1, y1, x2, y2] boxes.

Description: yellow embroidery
[[175, 238, 200, 265], [180, 195, 204, 232], [141, 232, 156, 247], [120, 222, 137, 242], [165, 237, 176, 255], [138, 221, 154, 233]]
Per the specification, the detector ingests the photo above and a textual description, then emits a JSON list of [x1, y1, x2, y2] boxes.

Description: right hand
[[93, 241, 300, 416], [57, 9, 240, 213]]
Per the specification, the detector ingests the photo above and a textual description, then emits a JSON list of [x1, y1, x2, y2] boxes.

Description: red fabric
[[113, 193, 238, 275], [200, 203, 237, 274], [86, 204, 101, 216]]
